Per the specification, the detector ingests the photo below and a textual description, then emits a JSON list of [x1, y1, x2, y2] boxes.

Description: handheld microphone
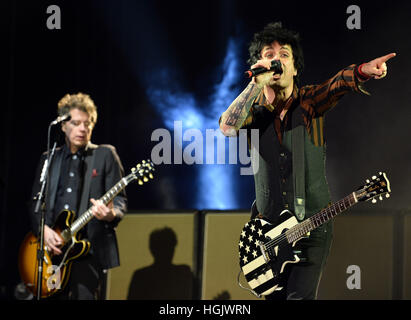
[[245, 60, 283, 78], [50, 113, 71, 125]]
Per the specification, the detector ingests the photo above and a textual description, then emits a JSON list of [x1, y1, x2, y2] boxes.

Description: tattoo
[[224, 82, 261, 129]]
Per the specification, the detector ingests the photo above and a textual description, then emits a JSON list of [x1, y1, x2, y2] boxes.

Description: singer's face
[[61, 108, 94, 153], [260, 41, 297, 90]]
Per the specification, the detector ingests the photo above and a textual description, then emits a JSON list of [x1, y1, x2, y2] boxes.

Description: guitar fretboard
[[285, 192, 357, 243], [70, 177, 130, 235]]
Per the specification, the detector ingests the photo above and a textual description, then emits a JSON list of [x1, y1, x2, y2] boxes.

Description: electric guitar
[[18, 160, 155, 298], [238, 172, 391, 298]]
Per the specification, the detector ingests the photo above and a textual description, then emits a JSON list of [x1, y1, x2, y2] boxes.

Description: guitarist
[[29, 92, 127, 299], [219, 22, 395, 299]]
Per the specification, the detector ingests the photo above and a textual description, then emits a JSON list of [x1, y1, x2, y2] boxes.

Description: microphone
[[245, 59, 283, 78], [50, 113, 71, 125]]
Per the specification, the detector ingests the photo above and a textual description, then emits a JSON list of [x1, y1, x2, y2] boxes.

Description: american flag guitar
[[238, 172, 391, 298]]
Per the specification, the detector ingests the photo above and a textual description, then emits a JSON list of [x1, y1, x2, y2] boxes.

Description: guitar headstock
[[355, 172, 391, 203], [128, 160, 155, 185]]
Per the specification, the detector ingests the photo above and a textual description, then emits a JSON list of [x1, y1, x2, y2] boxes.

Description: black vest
[[251, 104, 331, 225]]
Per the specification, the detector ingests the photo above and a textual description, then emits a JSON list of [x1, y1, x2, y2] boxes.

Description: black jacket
[[29, 143, 127, 269]]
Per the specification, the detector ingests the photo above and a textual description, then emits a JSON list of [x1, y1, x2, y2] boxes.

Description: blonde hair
[[57, 92, 98, 124]]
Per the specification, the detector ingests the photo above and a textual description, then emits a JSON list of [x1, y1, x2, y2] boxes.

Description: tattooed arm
[[220, 59, 275, 136], [219, 81, 262, 136]]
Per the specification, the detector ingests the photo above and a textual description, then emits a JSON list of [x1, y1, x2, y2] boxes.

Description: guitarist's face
[[61, 108, 94, 153]]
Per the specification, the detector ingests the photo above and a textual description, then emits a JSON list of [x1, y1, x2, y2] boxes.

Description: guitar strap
[[292, 107, 306, 221]]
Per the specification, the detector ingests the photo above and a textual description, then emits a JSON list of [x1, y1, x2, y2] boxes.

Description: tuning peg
[[386, 193, 390, 198], [372, 176, 377, 180], [371, 198, 377, 204], [379, 172, 382, 175], [366, 179, 370, 183], [149, 173, 154, 179], [138, 179, 143, 185], [131, 167, 136, 173], [379, 195, 383, 201], [143, 176, 148, 182]]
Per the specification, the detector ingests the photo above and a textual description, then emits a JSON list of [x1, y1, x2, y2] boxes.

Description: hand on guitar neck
[[44, 225, 63, 255], [90, 198, 116, 222]]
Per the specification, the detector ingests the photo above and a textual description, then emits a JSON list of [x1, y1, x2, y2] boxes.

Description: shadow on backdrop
[[127, 227, 194, 300]]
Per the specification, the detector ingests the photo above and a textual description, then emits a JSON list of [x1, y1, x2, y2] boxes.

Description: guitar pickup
[[60, 229, 72, 243], [258, 242, 270, 263]]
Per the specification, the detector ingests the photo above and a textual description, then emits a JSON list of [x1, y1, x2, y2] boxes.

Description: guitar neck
[[286, 192, 358, 243], [70, 177, 130, 235]]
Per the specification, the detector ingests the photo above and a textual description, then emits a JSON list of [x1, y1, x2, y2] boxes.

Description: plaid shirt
[[242, 64, 369, 146]]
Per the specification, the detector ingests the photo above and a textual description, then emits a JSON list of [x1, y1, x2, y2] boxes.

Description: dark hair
[[57, 92, 98, 124], [248, 22, 304, 84]]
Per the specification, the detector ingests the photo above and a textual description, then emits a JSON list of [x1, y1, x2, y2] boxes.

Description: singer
[[28, 92, 127, 299], [219, 22, 395, 300]]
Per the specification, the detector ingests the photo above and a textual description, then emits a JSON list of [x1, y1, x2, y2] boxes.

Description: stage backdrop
[[106, 210, 409, 300], [107, 212, 198, 300], [3, 0, 411, 299]]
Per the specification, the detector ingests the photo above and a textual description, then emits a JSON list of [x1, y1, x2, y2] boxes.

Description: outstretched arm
[[302, 52, 397, 116], [357, 53, 396, 80]]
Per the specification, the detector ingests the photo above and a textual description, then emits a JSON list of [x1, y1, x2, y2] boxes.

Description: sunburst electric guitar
[[18, 160, 155, 298], [238, 172, 391, 297]]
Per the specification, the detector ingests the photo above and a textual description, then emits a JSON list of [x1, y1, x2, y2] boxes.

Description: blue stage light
[[95, 2, 252, 210], [147, 38, 242, 210]]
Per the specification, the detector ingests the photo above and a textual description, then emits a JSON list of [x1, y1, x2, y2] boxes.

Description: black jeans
[[265, 221, 333, 300]]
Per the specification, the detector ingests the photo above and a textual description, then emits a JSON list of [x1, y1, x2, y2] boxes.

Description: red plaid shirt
[[242, 64, 369, 145]]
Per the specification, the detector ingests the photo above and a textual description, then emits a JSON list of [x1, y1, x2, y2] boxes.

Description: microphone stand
[[34, 122, 57, 300]]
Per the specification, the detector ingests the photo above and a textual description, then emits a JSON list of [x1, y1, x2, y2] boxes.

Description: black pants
[[265, 221, 333, 300], [50, 254, 106, 300]]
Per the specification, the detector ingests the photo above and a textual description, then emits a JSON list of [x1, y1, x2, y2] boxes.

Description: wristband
[[356, 63, 372, 81]]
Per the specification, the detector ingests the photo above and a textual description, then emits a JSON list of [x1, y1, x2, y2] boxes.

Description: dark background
[[1, 0, 410, 299]]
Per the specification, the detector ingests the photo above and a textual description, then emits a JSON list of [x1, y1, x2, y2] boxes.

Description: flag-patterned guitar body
[[239, 172, 391, 297]]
